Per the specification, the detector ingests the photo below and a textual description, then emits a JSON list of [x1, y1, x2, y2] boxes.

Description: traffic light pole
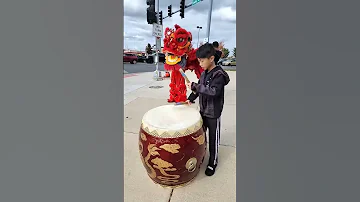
[[206, 0, 214, 42]]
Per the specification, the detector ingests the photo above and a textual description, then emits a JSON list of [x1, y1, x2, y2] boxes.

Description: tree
[[217, 41, 229, 58], [145, 43, 153, 54], [233, 47, 236, 57], [222, 48, 230, 58]]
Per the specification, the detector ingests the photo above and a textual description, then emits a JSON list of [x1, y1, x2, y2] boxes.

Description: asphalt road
[[123, 62, 236, 74], [124, 62, 164, 74]]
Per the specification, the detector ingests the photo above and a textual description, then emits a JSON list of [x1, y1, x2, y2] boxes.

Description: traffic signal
[[159, 11, 163, 25], [146, 0, 156, 24], [168, 5, 172, 17], [180, 0, 185, 19]]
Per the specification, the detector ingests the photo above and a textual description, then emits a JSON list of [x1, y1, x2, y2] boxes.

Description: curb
[[124, 73, 138, 78]]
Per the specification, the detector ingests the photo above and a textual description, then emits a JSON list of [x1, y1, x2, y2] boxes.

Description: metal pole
[[197, 29, 200, 48], [197, 26, 202, 48], [155, 0, 160, 78], [206, 0, 214, 42]]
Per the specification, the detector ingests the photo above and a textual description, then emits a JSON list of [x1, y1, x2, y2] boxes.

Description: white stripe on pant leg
[[213, 120, 218, 165], [216, 117, 220, 164], [215, 116, 221, 165], [214, 117, 220, 165], [216, 118, 220, 164]]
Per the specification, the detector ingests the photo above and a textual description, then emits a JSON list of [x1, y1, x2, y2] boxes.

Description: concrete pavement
[[124, 70, 236, 202]]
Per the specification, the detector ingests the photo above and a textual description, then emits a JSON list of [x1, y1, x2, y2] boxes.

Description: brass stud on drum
[[186, 157, 198, 172]]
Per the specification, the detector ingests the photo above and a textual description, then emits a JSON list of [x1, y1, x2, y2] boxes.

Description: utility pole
[[206, 0, 214, 43], [197, 26, 202, 48]]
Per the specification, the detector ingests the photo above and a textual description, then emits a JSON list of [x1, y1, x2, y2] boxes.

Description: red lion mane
[[162, 24, 204, 103]]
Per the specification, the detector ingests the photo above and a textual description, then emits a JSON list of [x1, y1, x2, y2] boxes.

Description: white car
[[222, 58, 236, 66], [218, 58, 227, 65]]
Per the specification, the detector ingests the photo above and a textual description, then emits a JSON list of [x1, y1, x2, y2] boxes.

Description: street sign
[[192, 0, 201, 5], [152, 24, 163, 38], [203, 37, 208, 43]]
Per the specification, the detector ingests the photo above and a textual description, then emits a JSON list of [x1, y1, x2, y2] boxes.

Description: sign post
[[153, 0, 162, 80], [152, 23, 162, 80]]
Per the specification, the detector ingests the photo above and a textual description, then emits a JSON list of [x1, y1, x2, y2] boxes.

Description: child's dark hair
[[196, 43, 216, 59], [212, 41, 219, 48]]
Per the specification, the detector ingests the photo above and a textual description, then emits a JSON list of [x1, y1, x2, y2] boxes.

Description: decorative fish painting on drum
[[139, 105, 207, 188]]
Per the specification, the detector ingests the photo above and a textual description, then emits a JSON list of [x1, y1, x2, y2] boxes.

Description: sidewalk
[[124, 70, 236, 202]]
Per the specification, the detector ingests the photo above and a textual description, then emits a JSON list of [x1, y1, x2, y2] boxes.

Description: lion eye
[[177, 38, 184, 42]]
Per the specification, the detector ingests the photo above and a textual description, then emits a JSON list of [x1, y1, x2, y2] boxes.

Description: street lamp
[[196, 26, 202, 48]]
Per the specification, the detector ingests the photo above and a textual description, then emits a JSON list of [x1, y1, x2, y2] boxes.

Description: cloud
[[123, 0, 147, 17], [213, 6, 236, 22], [124, 35, 145, 41], [124, 0, 236, 53]]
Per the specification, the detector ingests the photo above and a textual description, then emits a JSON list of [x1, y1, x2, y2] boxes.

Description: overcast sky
[[124, 0, 236, 53]]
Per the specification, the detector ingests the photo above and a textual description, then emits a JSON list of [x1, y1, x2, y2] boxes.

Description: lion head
[[163, 24, 193, 71]]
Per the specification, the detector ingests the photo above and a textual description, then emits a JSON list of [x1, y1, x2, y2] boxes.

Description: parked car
[[146, 53, 166, 64], [158, 53, 166, 63], [123, 53, 138, 64], [218, 58, 227, 65], [222, 58, 236, 66], [137, 55, 147, 63]]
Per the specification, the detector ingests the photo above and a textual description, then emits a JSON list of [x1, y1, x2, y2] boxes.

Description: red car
[[123, 53, 138, 64]]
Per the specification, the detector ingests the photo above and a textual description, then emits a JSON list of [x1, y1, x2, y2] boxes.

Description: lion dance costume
[[163, 24, 204, 103]]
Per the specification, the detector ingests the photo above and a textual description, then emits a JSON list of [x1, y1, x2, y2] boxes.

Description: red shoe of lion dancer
[[163, 24, 204, 103]]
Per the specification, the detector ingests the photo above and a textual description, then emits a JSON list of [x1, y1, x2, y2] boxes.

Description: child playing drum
[[185, 43, 230, 176]]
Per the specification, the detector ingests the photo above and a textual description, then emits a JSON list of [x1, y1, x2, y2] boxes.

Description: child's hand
[[186, 100, 192, 105]]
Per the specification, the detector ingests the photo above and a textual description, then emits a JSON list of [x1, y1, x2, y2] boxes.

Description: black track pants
[[202, 115, 221, 166]]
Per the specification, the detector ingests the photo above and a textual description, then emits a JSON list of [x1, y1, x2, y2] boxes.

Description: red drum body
[[139, 105, 206, 188]]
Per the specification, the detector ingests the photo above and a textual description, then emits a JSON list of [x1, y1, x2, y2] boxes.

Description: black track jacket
[[188, 65, 230, 118]]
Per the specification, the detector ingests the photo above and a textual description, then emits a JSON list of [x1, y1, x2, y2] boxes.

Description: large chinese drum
[[139, 105, 207, 188]]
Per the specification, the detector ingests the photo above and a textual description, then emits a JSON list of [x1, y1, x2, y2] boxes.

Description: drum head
[[141, 105, 202, 138]]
